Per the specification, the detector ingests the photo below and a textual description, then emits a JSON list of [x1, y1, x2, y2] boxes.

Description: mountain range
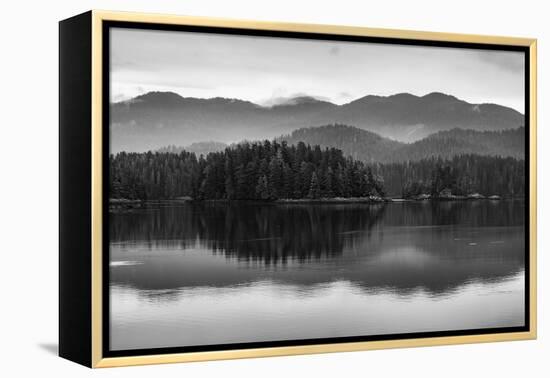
[[279, 124, 525, 163], [154, 124, 524, 164], [110, 91, 524, 153]]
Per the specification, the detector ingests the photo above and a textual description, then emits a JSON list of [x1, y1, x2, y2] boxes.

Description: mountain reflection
[[110, 201, 525, 297]]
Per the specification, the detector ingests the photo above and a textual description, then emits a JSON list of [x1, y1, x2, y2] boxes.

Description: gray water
[[109, 200, 525, 351]]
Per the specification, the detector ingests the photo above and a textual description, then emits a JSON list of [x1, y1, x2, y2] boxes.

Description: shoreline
[[109, 196, 524, 210]]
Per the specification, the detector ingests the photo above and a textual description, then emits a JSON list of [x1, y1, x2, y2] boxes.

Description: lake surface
[[109, 200, 525, 351]]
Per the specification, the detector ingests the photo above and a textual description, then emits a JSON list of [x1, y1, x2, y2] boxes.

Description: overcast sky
[[110, 27, 525, 113]]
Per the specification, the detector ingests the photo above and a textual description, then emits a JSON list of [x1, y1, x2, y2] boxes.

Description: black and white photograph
[[107, 26, 527, 353]]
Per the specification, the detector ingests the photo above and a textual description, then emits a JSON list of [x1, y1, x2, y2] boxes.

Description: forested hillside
[[278, 124, 524, 163], [372, 155, 525, 197], [157, 124, 524, 166], [392, 127, 525, 161], [278, 124, 403, 163], [158, 141, 228, 156], [110, 141, 385, 201], [110, 140, 524, 201]]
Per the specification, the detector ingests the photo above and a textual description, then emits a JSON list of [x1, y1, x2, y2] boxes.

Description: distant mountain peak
[[134, 91, 184, 103], [111, 90, 524, 152], [421, 92, 460, 101], [285, 96, 325, 105], [350, 92, 460, 105], [347, 94, 383, 104], [209, 96, 259, 106], [123, 91, 260, 108], [263, 95, 334, 107], [387, 92, 417, 100], [278, 123, 404, 163]]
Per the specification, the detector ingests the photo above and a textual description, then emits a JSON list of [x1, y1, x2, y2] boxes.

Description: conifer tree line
[[110, 141, 384, 200], [110, 141, 525, 200], [372, 155, 525, 198]]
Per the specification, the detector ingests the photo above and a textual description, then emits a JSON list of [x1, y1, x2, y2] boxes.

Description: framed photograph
[[59, 10, 537, 368]]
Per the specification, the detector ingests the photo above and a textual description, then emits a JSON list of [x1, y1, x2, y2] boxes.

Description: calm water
[[109, 200, 525, 351]]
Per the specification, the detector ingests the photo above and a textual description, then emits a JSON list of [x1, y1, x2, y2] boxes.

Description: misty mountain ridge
[[111, 91, 523, 153], [275, 124, 524, 163], [394, 126, 525, 162], [154, 124, 524, 164], [278, 124, 402, 163], [266, 95, 335, 107], [128, 91, 262, 108]]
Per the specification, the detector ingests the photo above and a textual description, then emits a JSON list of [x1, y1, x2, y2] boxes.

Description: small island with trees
[[109, 127, 525, 210]]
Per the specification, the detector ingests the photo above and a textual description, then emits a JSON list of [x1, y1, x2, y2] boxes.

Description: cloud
[[110, 27, 525, 112], [111, 93, 129, 103], [338, 91, 353, 100], [475, 51, 524, 72], [260, 92, 331, 107]]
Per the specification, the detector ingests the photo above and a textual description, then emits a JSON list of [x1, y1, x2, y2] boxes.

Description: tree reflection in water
[[110, 201, 525, 297]]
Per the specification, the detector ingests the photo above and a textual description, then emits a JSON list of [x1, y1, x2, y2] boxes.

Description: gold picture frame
[[59, 10, 537, 368]]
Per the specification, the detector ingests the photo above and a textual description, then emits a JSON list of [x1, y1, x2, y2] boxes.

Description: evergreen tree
[[324, 167, 334, 197], [256, 175, 269, 200], [224, 155, 236, 200], [109, 141, 522, 201], [307, 172, 321, 199], [282, 163, 293, 199], [268, 156, 283, 199]]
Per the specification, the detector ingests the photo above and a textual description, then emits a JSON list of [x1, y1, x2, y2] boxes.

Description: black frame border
[[101, 20, 531, 359]]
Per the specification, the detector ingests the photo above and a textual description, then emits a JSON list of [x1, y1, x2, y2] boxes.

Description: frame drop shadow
[[38, 343, 58, 356]]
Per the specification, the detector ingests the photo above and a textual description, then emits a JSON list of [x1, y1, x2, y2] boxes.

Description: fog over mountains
[[110, 91, 524, 154], [156, 124, 524, 164], [279, 125, 525, 163]]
